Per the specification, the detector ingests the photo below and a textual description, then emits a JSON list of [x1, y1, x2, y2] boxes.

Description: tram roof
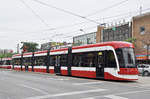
[[13, 41, 133, 58]]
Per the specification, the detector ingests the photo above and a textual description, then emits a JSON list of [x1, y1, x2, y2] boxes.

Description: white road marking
[[83, 89, 150, 99], [20, 84, 49, 95], [25, 89, 107, 99], [104, 95, 128, 99], [73, 81, 103, 85], [139, 84, 150, 87]]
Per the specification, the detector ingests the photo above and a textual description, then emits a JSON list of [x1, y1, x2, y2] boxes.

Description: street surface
[[0, 69, 150, 99]]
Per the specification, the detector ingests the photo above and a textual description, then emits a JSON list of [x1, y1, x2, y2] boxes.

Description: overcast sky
[[0, 0, 150, 52]]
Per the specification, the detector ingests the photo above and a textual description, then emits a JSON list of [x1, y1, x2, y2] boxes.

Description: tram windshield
[[116, 48, 136, 68]]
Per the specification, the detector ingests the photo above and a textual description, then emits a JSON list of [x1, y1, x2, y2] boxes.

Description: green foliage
[[0, 53, 14, 58], [21, 42, 39, 52], [125, 37, 136, 43], [125, 37, 137, 46]]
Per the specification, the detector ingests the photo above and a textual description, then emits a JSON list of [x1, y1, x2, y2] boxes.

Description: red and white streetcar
[[12, 41, 139, 81], [0, 58, 12, 69]]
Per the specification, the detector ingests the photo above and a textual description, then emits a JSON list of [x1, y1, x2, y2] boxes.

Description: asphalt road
[[0, 69, 150, 99]]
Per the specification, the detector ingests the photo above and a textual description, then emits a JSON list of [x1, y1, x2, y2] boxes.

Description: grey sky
[[0, 0, 150, 52]]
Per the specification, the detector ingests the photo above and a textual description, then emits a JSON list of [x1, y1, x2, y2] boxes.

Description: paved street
[[0, 69, 150, 99]]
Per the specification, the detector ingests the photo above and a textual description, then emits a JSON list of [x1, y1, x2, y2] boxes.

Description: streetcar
[[12, 41, 139, 80], [0, 58, 12, 69]]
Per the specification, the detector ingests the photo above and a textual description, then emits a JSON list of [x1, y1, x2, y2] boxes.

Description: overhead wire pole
[[20, 0, 50, 27]]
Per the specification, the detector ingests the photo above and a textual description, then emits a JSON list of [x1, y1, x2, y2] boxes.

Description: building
[[0, 49, 13, 54], [73, 32, 96, 46], [132, 12, 150, 63], [40, 42, 72, 50], [96, 25, 104, 43], [96, 12, 150, 64], [96, 22, 132, 42]]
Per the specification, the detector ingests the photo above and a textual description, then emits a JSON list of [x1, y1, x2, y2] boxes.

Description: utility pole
[[17, 44, 19, 53]]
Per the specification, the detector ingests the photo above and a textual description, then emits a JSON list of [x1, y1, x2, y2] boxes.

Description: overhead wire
[[46, 6, 150, 37], [43, 11, 132, 31], [52, 8, 150, 39], [31, 0, 129, 32], [85, 0, 129, 17], [32, 0, 101, 24], [16, 0, 150, 42], [32, 0, 129, 25], [20, 0, 50, 27], [3, 7, 150, 38], [19, 0, 131, 32]]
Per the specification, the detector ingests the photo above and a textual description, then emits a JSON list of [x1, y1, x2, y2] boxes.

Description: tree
[[0, 53, 14, 58], [21, 42, 39, 52], [125, 37, 137, 46]]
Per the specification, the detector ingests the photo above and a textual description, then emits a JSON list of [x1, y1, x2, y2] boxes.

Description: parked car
[[137, 64, 150, 76]]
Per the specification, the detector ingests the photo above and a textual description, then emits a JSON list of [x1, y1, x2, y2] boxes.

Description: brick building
[[132, 12, 150, 63]]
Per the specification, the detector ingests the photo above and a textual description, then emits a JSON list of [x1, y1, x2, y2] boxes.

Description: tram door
[[96, 51, 105, 78], [54, 56, 61, 75]]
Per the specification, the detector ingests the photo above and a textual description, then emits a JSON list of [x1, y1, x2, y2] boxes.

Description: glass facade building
[[102, 23, 132, 42], [73, 32, 96, 46]]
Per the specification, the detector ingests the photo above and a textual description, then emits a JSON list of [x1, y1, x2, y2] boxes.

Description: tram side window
[[0, 60, 2, 65], [3, 60, 7, 65], [60, 54, 67, 66], [2, 60, 11, 65], [72, 53, 83, 67], [82, 52, 96, 67], [13, 58, 21, 65], [35, 56, 46, 66], [34, 57, 38, 65], [23, 57, 32, 66], [50, 55, 56, 66], [72, 52, 96, 67], [106, 50, 117, 68], [6, 60, 11, 65]]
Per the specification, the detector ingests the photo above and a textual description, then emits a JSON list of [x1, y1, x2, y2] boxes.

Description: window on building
[[140, 27, 145, 35], [87, 38, 91, 44]]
